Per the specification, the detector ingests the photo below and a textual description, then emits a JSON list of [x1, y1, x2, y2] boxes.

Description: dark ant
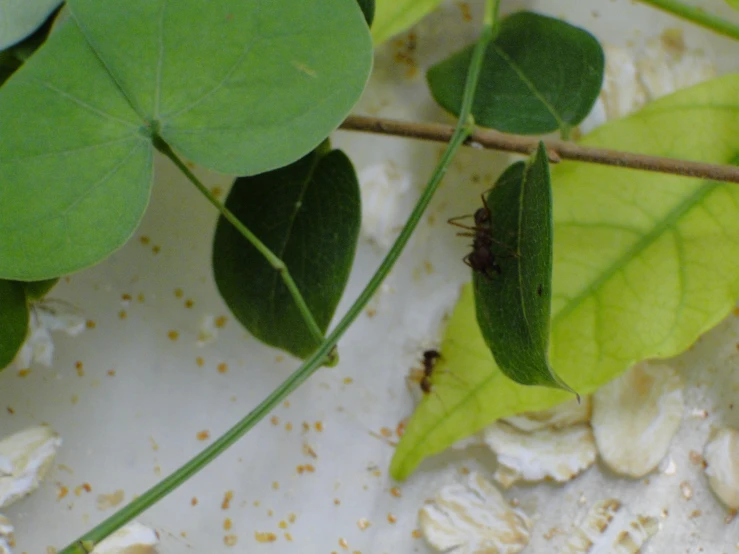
[[448, 193, 503, 277], [408, 349, 441, 394], [419, 349, 441, 394]]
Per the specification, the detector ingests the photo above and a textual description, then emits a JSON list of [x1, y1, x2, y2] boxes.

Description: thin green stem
[[637, 0, 739, 41], [152, 137, 333, 364], [57, 7, 498, 552]]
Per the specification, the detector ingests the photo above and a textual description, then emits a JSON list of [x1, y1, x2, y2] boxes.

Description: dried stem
[[339, 115, 739, 184]]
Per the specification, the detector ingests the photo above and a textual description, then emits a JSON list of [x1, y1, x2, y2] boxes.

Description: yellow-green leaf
[[391, 74, 739, 479], [371, 0, 443, 45]]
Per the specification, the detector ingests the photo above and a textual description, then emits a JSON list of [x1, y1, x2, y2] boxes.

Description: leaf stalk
[[636, 0, 739, 41]]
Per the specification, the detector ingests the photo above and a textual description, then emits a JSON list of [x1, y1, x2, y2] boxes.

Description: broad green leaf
[[372, 0, 443, 45], [427, 11, 604, 136], [0, 48, 20, 85], [69, 0, 372, 175], [391, 74, 739, 479], [23, 278, 58, 300], [0, 0, 372, 281], [0, 21, 153, 280], [726, 0, 739, 9], [0, 0, 62, 50], [213, 147, 361, 359], [0, 280, 28, 369], [357, 0, 375, 27], [474, 144, 571, 391]]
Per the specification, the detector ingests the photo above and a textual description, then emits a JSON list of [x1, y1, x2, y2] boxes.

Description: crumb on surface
[[222, 490, 234, 510], [254, 531, 276, 543], [196, 430, 210, 441]]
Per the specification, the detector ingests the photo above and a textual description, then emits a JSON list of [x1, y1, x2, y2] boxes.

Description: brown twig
[[339, 115, 739, 184]]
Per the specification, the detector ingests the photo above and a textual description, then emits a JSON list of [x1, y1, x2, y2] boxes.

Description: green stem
[[152, 137, 335, 365], [637, 0, 739, 41], [57, 5, 498, 552]]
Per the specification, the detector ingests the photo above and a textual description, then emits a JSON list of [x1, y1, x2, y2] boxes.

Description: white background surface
[[3, 1, 739, 552]]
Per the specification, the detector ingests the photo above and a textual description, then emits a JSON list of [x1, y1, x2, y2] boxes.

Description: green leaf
[[726, 0, 739, 9], [473, 144, 571, 391], [372, 0, 443, 45], [0, 48, 21, 85], [391, 74, 739, 479], [357, 0, 375, 27], [0, 0, 62, 50], [23, 278, 58, 300], [0, 0, 372, 281], [0, 280, 28, 369], [427, 11, 604, 135], [213, 147, 361, 359]]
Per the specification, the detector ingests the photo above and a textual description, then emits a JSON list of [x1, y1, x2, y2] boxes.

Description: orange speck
[[366, 308, 376, 318], [75, 361, 84, 377], [379, 427, 393, 438], [458, 1, 473, 21], [267, 509, 274, 517], [17, 369, 31, 377], [140, 236, 151, 245], [343, 377, 353, 385], [412, 529, 422, 539], [387, 513, 397, 524], [196, 430, 210, 441], [302, 421, 310, 432], [314, 421, 324, 432], [86, 319, 96, 329], [191, 497, 198, 506], [211, 186, 224, 198], [254, 532, 275, 543], [339, 537, 349, 549], [174, 288, 184, 298], [460, 466, 470, 475], [82, 483, 92, 493], [6, 407, 14, 415], [107, 369, 116, 377], [137, 293, 145, 303], [275, 355, 285, 362], [272, 481, 280, 490], [223, 518, 232, 531], [733, 306, 739, 316], [196, 357, 205, 367], [357, 518, 371, 531], [221, 490, 234, 510], [224, 533, 239, 546], [288, 513, 296, 524], [396, 420, 406, 437], [118, 310, 127, 320], [305, 464, 315, 473], [215, 315, 228, 328], [284, 532, 293, 541], [167, 330, 179, 341], [185, 299, 194, 308], [285, 422, 293, 432], [217, 362, 228, 374], [270, 416, 279, 426], [121, 293, 132, 302], [152, 245, 161, 254], [57, 486, 69, 500], [283, 401, 290, 408], [278, 520, 288, 529], [334, 498, 341, 505], [390, 487, 402, 498], [297, 465, 305, 474]]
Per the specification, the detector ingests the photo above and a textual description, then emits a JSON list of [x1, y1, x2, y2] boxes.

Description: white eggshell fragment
[[483, 422, 596, 488], [703, 427, 739, 509], [0, 515, 13, 554], [592, 361, 684, 477], [90, 522, 159, 554], [561, 498, 659, 554], [419, 472, 531, 554], [503, 397, 592, 432], [0, 425, 61, 508]]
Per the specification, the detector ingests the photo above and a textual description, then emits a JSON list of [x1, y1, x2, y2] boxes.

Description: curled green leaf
[[473, 143, 572, 391], [427, 11, 604, 136], [213, 147, 361, 360], [372, 0, 443, 44]]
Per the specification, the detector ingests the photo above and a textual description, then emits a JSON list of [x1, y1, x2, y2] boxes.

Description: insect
[[408, 349, 441, 395], [448, 193, 503, 277]]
